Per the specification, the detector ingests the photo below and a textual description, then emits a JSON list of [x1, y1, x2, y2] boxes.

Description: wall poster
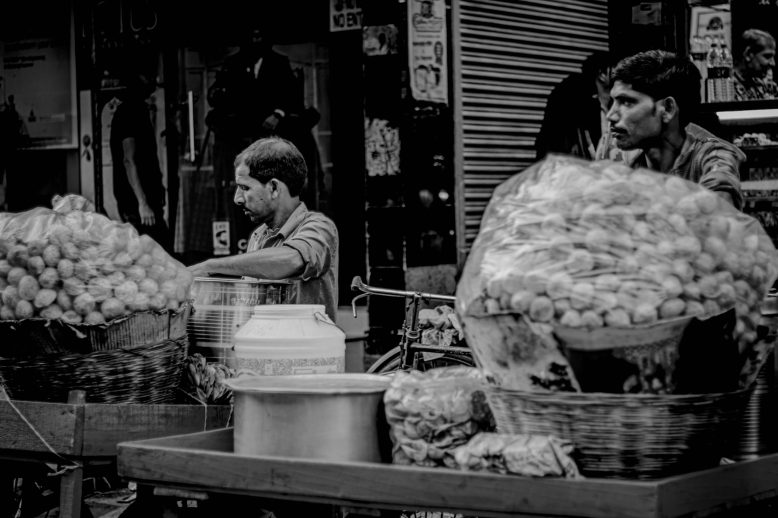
[[408, 0, 448, 105], [1, 1, 77, 149]]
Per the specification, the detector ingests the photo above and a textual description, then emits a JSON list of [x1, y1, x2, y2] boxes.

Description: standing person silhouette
[[109, 62, 170, 252], [206, 22, 322, 254]]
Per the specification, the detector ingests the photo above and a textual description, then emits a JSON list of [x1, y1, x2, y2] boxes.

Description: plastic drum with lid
[[233, 304, 345, 375]]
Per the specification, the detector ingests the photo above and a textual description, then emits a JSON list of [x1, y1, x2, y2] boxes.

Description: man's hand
[[188, 260, 214, 279], [139, 201, 156, 226]]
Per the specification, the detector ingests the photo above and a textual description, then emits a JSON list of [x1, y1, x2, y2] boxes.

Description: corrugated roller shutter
[[453, 0, 609, 264]]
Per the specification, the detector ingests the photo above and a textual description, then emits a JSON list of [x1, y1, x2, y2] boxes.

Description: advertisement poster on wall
[[408, 0, 448, 105], [0, 4, 77, 149]]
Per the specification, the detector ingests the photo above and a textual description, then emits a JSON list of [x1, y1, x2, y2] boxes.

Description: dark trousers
[[122, 209, 173, 256]]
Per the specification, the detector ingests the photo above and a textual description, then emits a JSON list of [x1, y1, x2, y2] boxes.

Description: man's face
[[606, 80, 663, 150], [234, 163, 274, 224], [746, 42, 776, 78]]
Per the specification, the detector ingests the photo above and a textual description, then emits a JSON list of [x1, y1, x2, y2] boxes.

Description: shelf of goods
[[118, 428, 778, 518]]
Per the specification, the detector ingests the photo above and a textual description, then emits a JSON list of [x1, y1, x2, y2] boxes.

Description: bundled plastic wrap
[[452, 432, 581, 478], [457, 155, 778, 392], [0, 194, 193, 325], [383, 366, 495, 468]]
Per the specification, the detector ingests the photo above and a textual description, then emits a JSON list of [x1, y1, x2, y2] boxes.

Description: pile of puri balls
[[0, 208, 193, 325], [475, 157, 778, 350]]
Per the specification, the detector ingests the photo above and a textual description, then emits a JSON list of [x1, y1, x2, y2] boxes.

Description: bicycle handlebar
[[350, 276, 456, 319]]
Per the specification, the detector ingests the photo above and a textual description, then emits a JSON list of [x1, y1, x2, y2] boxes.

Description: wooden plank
[[657, 455, 778, 517], [58, 466, 83, 518], [81, 403, 231, 457], [118, 429, 659, 518], [0, 399, 79, 455]]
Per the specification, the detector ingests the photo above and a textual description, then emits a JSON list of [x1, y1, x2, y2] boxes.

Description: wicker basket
[[485, 385, 752, 479], [0, 336, 188, 403], [0, 303, 192, 357]]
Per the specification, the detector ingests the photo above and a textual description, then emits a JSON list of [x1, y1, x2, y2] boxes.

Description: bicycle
[[350, 276, 474, 373]]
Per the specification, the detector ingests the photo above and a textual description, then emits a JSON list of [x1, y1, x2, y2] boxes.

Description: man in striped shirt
[[599, 50, 744, 210]]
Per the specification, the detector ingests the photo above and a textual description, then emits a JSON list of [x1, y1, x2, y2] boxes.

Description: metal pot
[[224, 374, 392, 462]]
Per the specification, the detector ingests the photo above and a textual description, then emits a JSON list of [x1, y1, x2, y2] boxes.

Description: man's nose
[[234, 189, 243, 205], [606, 105, 619, 122]]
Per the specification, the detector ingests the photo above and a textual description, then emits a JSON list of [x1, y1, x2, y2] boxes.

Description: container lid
[[224, 373, 391, 395], [194, 276, 292, 285], [250, 304, 327, 318]]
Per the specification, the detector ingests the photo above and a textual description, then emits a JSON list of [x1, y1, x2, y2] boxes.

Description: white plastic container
[[233, 304, 345, 376]]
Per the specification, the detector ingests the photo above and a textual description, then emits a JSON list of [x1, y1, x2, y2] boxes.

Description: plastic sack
[[452, 432, 581, 478], [0, 194, 193, 325], [458, 155, 778, 346], [383, 366, 495, 468]]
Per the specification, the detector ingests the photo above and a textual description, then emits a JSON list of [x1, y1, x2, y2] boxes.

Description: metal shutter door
[[453, 0, 609, 265]]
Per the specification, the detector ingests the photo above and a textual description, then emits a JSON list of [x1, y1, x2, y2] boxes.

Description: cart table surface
[[117, 428, 778, 518]]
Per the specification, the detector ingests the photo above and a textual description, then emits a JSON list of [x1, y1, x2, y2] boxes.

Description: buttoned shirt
[[734, 70, 778, 101], [247, 202, 339, 321], [622, 123, 745, 210]]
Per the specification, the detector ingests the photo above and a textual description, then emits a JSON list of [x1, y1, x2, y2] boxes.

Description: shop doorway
[[173, 40, 333, 263]]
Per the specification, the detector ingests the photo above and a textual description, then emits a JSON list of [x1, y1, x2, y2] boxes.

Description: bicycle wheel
[[366, 346, 474, 374]]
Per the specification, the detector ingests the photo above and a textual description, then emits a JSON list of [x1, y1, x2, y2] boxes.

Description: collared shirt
[[622, 123, 745, 210], [247, 202, 339, 321], [734, 70, 778, 101]]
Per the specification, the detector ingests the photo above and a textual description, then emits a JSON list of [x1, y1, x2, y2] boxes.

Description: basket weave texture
[[486, 385, 752, 479], [0, 336, 188, 403], [0, 303, 191, 357]]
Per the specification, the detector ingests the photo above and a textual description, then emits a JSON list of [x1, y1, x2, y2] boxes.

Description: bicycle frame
[[350, 276, 469, 370]]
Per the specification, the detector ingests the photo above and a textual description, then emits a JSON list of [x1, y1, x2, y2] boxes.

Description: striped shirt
[[616, 123, 745, 210], [247, 202, 339, 321]]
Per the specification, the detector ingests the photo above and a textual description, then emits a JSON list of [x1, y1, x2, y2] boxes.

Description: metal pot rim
[[224, 373, 391, 395]]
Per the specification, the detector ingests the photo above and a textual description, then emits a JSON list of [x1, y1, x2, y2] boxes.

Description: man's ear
[[658, 96, 679, 124], [269, 179, 280, 199]]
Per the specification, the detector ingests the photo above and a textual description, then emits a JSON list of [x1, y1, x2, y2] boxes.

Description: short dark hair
[[612, 50, 701, 126], [234, 137, 307, 197]]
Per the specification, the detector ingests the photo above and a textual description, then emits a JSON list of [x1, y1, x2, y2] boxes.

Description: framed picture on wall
[[690, 5, 732, 49], [1, 1, 78, 149]]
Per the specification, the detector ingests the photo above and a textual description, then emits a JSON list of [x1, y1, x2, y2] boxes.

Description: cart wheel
[[366, 346, 474, 374]]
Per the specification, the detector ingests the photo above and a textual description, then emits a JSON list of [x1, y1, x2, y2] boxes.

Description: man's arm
[[188, 246, 305, 280], [697, 141, 745, 211], [121, 137, 156, 225]]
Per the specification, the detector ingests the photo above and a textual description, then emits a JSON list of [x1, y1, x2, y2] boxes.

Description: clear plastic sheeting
[[0, 194, 193, 325], [457, 155, 778, 348]]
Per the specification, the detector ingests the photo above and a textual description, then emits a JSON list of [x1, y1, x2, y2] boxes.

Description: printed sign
[[331, 0, 362, 32], [213, 220, 230, 256], [408, 0, 448, 105]]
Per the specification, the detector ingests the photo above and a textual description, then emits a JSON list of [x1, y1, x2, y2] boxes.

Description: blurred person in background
[[734, 28, 778, 101], [601, 49, 744, 209], [109, 60, 170, 252], [206, 21, 322, 248], [535, 51, 619, 161]]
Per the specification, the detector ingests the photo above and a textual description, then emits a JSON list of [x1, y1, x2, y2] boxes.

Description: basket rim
[[552, 314, 694, 351], [485, 384, 753, 402], [0, 301, 191, 328]]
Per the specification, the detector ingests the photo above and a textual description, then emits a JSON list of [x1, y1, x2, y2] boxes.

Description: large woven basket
[[485, 385, 752, 479], [0, 336, 188, 403], [0, 303, 192, 357]]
